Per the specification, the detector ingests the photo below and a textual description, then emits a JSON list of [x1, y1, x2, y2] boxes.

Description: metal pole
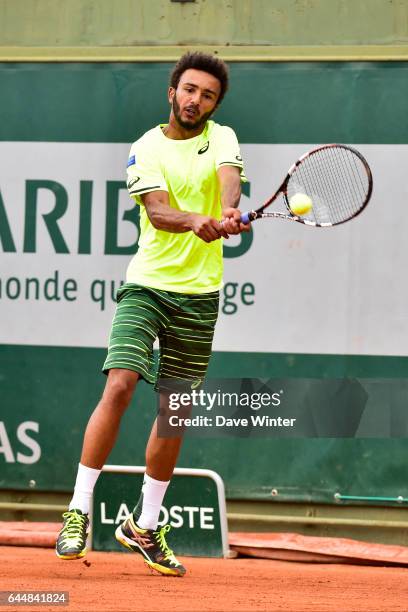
[[227, 513, 408, 529], [0, 502, 67, 512]]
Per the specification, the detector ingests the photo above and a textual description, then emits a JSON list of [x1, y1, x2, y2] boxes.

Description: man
[[56, 51, 248, 577]]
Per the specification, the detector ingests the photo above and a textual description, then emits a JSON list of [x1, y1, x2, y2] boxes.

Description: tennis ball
[[289, 193, 313, 216]]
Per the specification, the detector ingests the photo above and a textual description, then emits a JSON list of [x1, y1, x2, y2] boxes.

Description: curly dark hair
[[170, 51, 229, 105]]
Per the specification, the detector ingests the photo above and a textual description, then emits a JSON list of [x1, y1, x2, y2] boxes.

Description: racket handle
[[240, 211, 252, 224]]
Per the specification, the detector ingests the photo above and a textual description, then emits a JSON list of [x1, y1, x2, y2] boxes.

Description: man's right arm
[[141, 190, 229, 243]]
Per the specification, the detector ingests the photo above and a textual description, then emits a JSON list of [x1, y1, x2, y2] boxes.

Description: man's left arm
[[217, 165, 250, 234]]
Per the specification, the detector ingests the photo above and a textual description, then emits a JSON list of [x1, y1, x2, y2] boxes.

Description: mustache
[[172, 97, 212, 130]]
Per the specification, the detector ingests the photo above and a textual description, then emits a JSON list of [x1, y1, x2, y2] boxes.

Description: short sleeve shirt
[[126, 120, 247, 294]]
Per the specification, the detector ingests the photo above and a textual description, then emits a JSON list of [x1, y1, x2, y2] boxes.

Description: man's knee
[[103, 369, 139, 409]]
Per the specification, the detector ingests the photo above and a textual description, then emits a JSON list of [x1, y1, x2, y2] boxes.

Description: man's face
[[169, 68, 221, 131]]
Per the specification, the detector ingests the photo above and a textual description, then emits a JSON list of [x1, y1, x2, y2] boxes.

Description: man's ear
[[168, 87, 176, 105]]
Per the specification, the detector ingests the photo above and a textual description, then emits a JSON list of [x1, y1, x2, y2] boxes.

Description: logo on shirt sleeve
[[235, 155, 242, 162], [127, 155, 136, 167], [197, 141, 209, 155], [127, 177, 141, 189]]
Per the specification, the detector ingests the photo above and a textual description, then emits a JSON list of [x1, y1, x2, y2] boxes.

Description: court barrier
[[90, 465, 230, 558]]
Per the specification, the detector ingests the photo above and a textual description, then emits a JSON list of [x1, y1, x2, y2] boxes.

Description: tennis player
[[56, 51, 248, 576]]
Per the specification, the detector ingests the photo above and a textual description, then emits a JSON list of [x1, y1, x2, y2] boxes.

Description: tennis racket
[[241, 144, 373, 227]]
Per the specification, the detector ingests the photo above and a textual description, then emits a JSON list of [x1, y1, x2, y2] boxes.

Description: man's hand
[[217, 166, 250, 234], [222, 206, 251, 234], [190, 214, 229, 243]]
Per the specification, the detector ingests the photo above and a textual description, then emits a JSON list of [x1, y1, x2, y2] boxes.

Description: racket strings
[[325, 147, 366, 219], [287, 146, 370, 225], [308, 149, 359, 222]]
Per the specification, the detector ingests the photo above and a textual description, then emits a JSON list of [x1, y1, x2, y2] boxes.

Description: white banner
[[1, 142, 405, 356]]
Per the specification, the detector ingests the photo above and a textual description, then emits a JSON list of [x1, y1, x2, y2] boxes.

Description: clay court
[[0, 546, 407, 612]]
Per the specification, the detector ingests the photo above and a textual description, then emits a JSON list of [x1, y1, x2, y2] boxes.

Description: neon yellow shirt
[[126, 120, 246, 294]]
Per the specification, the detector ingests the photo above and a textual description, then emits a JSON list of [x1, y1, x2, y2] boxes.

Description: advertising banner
[[1, 142, 406, 356]]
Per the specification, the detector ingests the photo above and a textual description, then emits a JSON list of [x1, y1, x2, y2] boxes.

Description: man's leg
[[80, 368, 140, 469], [115, 392, 187, 576], [145, 407, 183, 480], [56, 369, 139, 560], [134, 392, 184, 529]]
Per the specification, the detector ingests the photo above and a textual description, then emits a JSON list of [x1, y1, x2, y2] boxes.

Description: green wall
[[1, 60, 408, 503], [2, 62, 408, 143], [2, 345, 408, 500]]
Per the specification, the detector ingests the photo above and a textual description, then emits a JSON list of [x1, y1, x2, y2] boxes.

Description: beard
[[172, 94, 214, 131]]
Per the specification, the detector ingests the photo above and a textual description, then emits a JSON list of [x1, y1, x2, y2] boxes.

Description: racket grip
[[240, 211, 252, 224]]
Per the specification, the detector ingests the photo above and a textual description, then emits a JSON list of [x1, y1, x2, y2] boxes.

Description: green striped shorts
[[102, 283, 219, 390]]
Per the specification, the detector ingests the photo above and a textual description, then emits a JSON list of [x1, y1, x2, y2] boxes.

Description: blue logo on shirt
[[127, 155, 136, 167]]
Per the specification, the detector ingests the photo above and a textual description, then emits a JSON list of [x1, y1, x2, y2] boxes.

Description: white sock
[[137, 473, 170, 531], [69, 463, 101, 514]]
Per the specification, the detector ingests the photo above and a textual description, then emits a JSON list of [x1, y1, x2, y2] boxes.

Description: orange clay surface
[[0, 545, 407, 612]]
